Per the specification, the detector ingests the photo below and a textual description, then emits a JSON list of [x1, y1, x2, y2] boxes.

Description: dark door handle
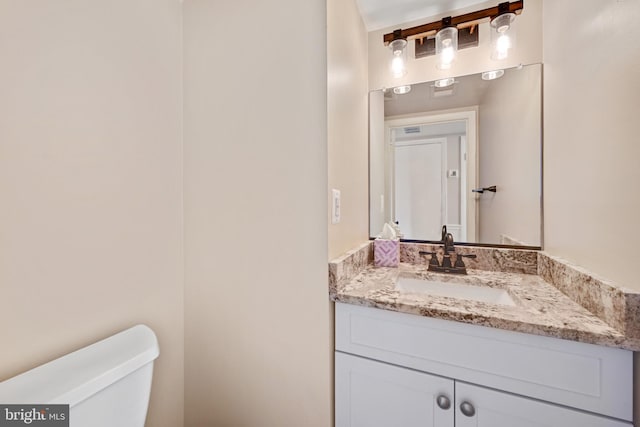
[[472, 185, 497, 194]]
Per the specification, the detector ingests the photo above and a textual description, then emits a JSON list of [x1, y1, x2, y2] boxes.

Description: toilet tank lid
[[0, 324, 159, 406]]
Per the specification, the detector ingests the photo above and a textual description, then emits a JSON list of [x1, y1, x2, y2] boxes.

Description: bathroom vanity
[[329, 242, 640, 427]]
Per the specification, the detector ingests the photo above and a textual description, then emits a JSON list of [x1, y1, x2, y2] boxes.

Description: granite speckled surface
[[538, 252, 640, 340], [329, 241, 372, 296], [400, 242, 538, 274], [329, 241, 640, 351]]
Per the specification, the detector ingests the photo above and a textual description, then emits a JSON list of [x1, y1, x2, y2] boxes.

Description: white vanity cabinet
[[336, 352, 454, 427], [335, 303, 633, 427], [454, 382, 630, 427]]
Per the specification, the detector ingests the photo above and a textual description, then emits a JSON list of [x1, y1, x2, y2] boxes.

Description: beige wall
[[478, 64, 541, 246], [0, 2, 184, 427], [368, 0, 542, 91], [542, 0, 640, 423], [543, 0, 640, 291], [328, 0, 370, 259], [183, 0, 331, 425]]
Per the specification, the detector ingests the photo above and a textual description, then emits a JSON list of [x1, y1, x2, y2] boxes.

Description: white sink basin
[[395, 276, 516, 306]]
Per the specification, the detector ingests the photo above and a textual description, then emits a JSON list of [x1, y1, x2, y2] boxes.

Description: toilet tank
[[0, 325, 159, 427]]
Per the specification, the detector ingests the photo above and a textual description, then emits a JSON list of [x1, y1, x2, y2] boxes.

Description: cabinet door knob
[[436, 395, 451, 410], [459, 401, 476, 417]]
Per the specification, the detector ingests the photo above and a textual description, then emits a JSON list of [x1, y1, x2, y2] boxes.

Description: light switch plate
[[332, 189, 341, 224]]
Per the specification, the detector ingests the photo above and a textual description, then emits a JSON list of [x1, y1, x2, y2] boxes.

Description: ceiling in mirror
[[369, 63, 542, 248], [356, 0, 489, 31]]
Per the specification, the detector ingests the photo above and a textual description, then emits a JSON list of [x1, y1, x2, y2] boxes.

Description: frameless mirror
[[369, 63, 542, 248]]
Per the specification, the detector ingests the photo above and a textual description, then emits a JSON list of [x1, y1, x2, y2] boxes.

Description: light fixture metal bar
[[415, 26, 479, 58], [383, 0, 523, 45]]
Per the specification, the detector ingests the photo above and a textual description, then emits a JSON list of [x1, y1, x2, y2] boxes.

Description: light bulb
[[391, 52, 406, 78], [440, 47, 455, 69], [439, 39, 455, 69], [494, 34, 511, 60]]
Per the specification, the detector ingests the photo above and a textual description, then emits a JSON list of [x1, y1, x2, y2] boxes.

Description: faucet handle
[[419, 251, 439, 267]]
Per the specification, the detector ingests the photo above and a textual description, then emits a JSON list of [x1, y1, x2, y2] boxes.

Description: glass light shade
[[434, 78, 455, 88], [435, 26, 458, 70], [490, 13, 516, 60], [393, 85, 411, 95], [389, 38, 408, 78], [482, 69, 504, 80]]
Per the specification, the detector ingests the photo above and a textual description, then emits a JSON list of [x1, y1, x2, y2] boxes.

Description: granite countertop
[[329, 242, 640, 351]]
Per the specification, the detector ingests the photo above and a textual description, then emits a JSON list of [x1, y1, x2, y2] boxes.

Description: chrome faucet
[[419, 226, 476, 275]]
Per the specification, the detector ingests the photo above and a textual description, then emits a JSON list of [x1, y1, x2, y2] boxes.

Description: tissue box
[[374, 239, 400, 267]]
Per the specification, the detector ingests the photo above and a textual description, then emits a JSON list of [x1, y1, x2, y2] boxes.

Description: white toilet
[[0, 325, 159, 427]]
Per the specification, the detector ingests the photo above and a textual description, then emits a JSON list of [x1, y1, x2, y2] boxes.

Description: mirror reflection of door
[[392, 136, 446, 241], [385, 113, 477, 242]]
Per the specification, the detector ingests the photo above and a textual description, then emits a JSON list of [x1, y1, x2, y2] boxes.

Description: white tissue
[[379, 222, 398, 239]]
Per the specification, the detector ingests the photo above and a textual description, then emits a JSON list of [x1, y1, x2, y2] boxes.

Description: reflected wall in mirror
[[369, 63, 542, 247]]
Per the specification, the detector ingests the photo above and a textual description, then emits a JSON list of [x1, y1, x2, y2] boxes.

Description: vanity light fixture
[[383, 1, 523, 74], [436, 18, 458, 70], [490, 2, 517, 60], [434, 78, 455, 88], [389, 30, 408, 78], [482, 69, 505, 80], [393, 85, 412, 95]]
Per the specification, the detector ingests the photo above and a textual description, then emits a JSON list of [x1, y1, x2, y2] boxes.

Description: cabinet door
[[335, 352, 454, 427], [455, 382, 632, 427]]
